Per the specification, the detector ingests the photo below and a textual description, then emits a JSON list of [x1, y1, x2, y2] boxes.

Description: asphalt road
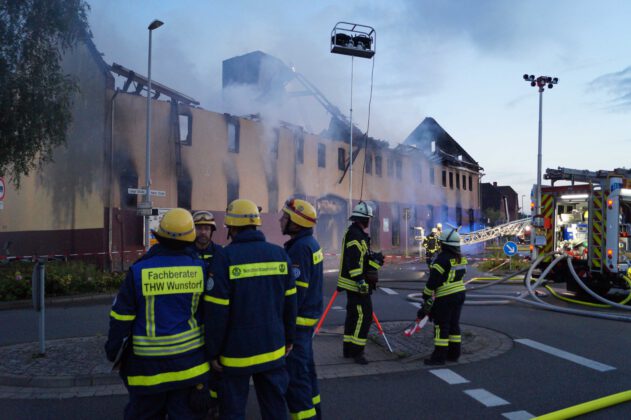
[[2, 260, 631, 419]]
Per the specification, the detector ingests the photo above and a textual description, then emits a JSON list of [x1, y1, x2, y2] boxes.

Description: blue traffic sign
[[503, 241, 518, 257]]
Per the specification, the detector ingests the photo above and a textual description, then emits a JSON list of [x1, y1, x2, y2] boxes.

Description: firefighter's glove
[[357, 280, 369, 295], [189, 383, 213, 414], [418, 298, 433, 320]]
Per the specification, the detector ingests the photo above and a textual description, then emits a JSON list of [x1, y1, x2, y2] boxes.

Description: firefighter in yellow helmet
[[105, 208, 211, 418], [280, 198, 324, 419], [203, 199, 297, 419], [337, 201, 384, 365], [191, 211, 223, 268]]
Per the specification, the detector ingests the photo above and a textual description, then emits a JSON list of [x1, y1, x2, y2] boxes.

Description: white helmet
[[439, 227, 460, 247], [431, 228, 438, 233], [436, 223, 443, 230], [351, 201, 373, 219]]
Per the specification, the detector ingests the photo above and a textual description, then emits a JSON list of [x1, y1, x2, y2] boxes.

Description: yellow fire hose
[[533, 389, 631, 419]]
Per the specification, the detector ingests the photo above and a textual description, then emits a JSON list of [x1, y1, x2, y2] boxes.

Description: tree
[[0, 0, 90, 187]]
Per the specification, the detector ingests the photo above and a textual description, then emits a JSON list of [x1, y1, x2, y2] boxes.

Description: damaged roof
[[403, 117, 482, 172]]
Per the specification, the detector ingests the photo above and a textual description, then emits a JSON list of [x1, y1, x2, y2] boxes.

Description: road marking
[[463, 389, 509, 407], [502, 410, 534, 420], [515, 338, 615, 372], [409, 302, 422, 309], [379, 287, 397, 295], [429, 369, 469, 384]]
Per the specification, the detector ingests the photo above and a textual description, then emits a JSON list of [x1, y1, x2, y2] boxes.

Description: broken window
[[456, 172, 460, 189], [178, 113, 192, 145], [295, 132, 304, 164], [338, 147, 346, 170], [469, 175, 473, 191], [375, 155, 382, 176], [317, 143, 326, 168], [462, 174, 467, 190], [395, 160, 402, 179], [456, 206, 462, 226], [449, 172, 454, 189], [429, 166, 435, 185], [271, 128, 279, 159], [387, 157, 394, 177], [365, 153, 372, 174], [442, 170, 446, 187], [228, 120, 239, 153]]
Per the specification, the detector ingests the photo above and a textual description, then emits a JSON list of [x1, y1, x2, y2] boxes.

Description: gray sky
[[87, 0, 631, 213]]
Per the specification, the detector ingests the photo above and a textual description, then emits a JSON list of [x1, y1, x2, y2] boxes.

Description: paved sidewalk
[[0, 322, 512, 400]]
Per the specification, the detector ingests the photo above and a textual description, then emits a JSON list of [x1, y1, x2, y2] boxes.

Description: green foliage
[[0, 0, 91, 187], [0, 261, 124, 302], [476, 250, 531, 273]]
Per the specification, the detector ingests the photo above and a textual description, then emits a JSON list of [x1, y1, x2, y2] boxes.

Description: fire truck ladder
[[460, 218, 531, 245]]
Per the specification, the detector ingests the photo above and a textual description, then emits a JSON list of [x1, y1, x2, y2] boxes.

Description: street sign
[[0, 177, 5, 201], [128, 188, 147, 195], [150, 190, 166, 197], [503, 241, 518, 257]]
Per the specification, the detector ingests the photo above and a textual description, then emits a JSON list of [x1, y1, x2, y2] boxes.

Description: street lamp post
[[521, 194, 525, 217], [144, 19, 164, 250], [523, 74, 558, 258]]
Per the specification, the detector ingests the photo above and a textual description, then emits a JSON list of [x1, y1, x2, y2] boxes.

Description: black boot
[[353, 353, 369, 365], [447, 342, 461, 362], [424, 346, 447, 366]]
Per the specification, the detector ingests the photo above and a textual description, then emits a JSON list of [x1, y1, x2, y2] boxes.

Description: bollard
[[31, 258, 46, 356]]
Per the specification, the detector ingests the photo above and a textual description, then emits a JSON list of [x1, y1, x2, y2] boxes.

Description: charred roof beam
[[110, 63, 200, 106]]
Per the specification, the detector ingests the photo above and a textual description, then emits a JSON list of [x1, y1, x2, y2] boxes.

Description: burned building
[[0, 39, 484, 268], [480, 182, 519, 225]]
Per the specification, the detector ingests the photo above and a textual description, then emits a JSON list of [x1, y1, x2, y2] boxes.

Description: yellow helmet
[[283, 198, 317, 228], [224, 199, 262, 227], [193, 210, 217, 230], [154, 208, 196, 242]]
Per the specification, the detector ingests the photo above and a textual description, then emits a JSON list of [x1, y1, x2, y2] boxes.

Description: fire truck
[[533, 167, 631, 295]]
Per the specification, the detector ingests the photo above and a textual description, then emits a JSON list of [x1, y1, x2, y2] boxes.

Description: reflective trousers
[[343, 291, 373, 357], [125, 386, 206, 420], [286, 328, 321, 419], [220, 366, 289, 420], [430, 292, 465, 361]]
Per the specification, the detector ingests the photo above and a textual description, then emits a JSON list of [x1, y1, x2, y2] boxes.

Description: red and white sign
[[0, 177, 5, 201]]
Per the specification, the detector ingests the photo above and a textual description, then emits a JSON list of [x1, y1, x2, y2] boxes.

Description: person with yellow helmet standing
[[418, 226, 467, 365], [191, 211, 223, 268], [105, 208, 211, 419], [337, 201, 382, 365], [203, 199, 297, 419], [279, 198, 324, 420], [190, 210, 224, 416]]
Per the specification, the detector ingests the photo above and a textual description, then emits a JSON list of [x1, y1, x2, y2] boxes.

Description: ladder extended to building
[[460, 218, 531, 245]]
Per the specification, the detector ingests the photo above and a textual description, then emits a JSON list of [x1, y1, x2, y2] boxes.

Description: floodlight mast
[[522, 74, 558, 259], [330, 22, 376, 216]]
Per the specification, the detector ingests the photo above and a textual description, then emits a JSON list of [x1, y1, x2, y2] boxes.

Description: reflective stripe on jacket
[[204, 229, 297, 374], [337, 223, 370, 292], [423, 252, 467, 299], [284, 228, 324, 328], [105, 244, 209, 393]]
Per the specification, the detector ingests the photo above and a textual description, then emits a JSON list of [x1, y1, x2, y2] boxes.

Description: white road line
[[379, 287, 398, 295], [515, 338, 616, 372], [409, 302, 422, 309], [502, 410, 534, 420], [429, 369, 470, 385], [463, 389, 510, 407]]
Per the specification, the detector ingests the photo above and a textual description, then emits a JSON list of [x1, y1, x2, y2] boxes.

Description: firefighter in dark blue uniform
[[418, 227, 467, 365], [191, 210, 224, 416], [105, 208, 211, 419], [192, 210, 223, 270], [204, 198, 297, 420], [337, 202, 382, 365], [279, 198, 324, 420]]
